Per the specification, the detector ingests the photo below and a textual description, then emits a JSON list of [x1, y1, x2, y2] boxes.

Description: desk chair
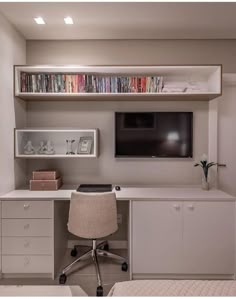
[[59, 192, 128, 296]]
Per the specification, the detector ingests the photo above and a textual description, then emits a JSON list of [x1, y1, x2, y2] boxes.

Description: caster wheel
[[71, 248, 78, 257], [103, 243, 109, 251], [96, 286, 103, 297], [121, 262, 128, 272], [59, 274, 67, 285]]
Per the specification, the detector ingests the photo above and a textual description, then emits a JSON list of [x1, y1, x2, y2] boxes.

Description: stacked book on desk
[[30, 170, 62, 191]]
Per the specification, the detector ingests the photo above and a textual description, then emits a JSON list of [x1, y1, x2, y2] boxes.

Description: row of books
[[20, 72, 164, 93]]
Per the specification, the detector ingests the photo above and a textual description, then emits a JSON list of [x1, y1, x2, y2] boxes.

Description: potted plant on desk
[[194, 154, 217, 190]]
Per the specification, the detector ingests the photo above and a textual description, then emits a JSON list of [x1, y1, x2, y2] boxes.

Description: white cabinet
[[132, 201, 183, 274], [183, 201, 235, 274], [132, 200, 235, 277], [1, 200, 53, 277], [0, 201, 1, 274]]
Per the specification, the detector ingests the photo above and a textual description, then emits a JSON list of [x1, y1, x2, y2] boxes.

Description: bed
[[108, 280, 236, 296], [0, 285, 87, 296]]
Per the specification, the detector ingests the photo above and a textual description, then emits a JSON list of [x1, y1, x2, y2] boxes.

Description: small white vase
[[202, 177, 209, 191]]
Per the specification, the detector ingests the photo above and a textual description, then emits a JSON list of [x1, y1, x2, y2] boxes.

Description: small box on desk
[[32, 170, 60, 180], [30, 177, 62, 191]]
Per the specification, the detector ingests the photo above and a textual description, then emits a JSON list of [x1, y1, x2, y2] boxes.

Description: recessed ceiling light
[[64, 17, 73, 25], [34, 17, 45, 25]]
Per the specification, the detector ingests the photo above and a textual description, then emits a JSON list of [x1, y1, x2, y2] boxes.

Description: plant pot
[[202, 177, 209, 190]]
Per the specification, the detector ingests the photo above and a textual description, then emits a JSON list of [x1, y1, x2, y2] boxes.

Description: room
[[1, 0, 236, 296]]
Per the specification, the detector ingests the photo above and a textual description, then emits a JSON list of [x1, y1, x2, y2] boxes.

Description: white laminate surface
[[2, 200, 52, 218], [0, 186, 235, 201], [2, 255, 52, 274]]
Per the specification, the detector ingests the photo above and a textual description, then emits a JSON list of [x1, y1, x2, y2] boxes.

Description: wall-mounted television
[[115, 112, 193, 158]]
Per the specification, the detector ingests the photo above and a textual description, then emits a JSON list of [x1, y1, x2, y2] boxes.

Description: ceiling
[[1, 2, 236, 40]]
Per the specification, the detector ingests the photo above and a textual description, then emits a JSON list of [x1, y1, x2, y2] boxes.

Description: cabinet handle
[[188, 205, 195, 210], [24, 257, 30, 266], [173, 204, 180, 210], [24, 223, 30, 229], [23, 204, 30, 209], [24, 240, 30, 248]]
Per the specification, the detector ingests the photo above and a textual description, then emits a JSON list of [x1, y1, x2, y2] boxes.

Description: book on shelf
[[20, 72, 164, 94]]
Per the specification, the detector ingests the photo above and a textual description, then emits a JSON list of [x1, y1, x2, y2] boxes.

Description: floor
[[0, 248, 129, 296]]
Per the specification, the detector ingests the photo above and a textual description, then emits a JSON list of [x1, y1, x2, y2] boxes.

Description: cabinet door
[[183, 201, 235, 274], [132, 201, 183, 274]]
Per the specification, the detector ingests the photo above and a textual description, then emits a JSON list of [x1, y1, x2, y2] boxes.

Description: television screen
[[115, 112, 193, 158]]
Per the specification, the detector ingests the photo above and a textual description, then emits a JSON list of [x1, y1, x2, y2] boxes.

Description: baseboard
[[68, 239, 128, 249], [132, 274, 234, 280]]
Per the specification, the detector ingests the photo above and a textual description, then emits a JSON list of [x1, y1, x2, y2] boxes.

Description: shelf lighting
[[34, 17, 45, 25], [64, 17, 74, 25]]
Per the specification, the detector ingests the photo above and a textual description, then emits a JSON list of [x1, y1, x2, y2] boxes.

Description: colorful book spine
[[20, 72, 164, 94]]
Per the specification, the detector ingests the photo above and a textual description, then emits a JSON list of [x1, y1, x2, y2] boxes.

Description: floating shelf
[[14, 65, 222, 101], [14, 128, 99, 159]]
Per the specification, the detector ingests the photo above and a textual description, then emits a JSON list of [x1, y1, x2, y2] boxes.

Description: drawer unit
[[2, 255, 52, 273], [2, 201, 52, 219], [0, 201, 1, 236], [2, 237, 52, 255], [0, 201, 1, 272], [2, 219, 53, 237]]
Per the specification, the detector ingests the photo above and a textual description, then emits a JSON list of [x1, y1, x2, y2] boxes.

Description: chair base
[[59, 240, 128, 296]]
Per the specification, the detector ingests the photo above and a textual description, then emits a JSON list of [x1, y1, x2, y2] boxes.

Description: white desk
[[1, 186, 234, 201], [0, 187, 235, 281]]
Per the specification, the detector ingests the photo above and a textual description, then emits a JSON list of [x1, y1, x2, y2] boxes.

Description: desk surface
[[0, 186, 235, 201]]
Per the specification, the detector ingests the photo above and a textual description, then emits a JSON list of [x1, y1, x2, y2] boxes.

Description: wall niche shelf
[[14, 128, 98, 159], [14, 65, 222, 101]]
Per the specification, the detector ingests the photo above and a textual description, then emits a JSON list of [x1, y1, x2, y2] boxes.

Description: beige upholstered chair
[[59, 192, 128, 296]]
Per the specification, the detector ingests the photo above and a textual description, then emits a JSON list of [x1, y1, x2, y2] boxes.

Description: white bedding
[[0, 285, 87, 296], [108, 280, 236, 296]]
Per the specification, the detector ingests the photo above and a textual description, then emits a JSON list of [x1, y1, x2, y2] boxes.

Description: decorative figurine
[[66, 139, 75, 154], [37, 141, 46, 154], [44, 140, 55, 155], [24, 140, 35, 155]]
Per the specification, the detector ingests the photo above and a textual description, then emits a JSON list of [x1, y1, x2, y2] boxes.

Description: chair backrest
[[68, 192, 118, 239]]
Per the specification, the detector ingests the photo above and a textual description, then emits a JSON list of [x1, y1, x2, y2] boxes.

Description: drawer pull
[[24, 224, 30, 229], [23, 204, 30, 210], [188, 205, 194, 210], [24, 241, 30, 248], [24, 257, 30, 266], [173, 204, 180, 210]]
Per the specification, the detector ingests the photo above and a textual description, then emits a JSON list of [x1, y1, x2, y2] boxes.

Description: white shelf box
[[15, 128, 99, 158], [14, 65, 222, 101]]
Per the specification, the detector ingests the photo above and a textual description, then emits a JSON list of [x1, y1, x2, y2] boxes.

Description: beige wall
[[27, 40, 236, 72], [24, 40, 223, 186], [26, 101, 208, 186], [0, 13, 26, 195]]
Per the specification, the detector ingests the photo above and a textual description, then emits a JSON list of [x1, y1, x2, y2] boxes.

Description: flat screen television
[[115, 112, 193, 158]]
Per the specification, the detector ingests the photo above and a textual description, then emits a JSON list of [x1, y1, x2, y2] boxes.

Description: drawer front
[[2, 237, 52, 255], [2, 219, 53, 237], [2, 201, 52, 219], [2, 255, 52, 273]]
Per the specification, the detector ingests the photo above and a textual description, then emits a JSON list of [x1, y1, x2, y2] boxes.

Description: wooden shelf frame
[[14, 128, 99, 159], [14, 65, 222, 101]]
